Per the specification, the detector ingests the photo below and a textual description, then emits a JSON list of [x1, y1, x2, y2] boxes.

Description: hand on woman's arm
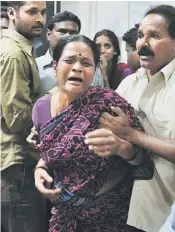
[[85, 128, 143, 165], [34, 159, 61, 200], [100, 106, 175, 163]]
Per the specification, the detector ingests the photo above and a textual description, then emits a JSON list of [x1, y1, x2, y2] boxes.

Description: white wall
[[60, 1, 175, 62]]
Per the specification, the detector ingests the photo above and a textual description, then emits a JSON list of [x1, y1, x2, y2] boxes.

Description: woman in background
[[93, 29, 133, 90]]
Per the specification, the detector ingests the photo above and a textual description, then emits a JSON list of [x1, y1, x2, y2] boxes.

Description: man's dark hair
[[53, 34, 99, 67], [0, 11, 9, 20], [145, 5, 175, 39], [8, 1, 25, 9], [48, 11, 81, 33], [122, 26, 138, 50]]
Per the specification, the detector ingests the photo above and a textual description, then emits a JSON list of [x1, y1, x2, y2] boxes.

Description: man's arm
[[127, 129, 175, 163], [99, 106, 175, 163], [1, 55, 34, 133]]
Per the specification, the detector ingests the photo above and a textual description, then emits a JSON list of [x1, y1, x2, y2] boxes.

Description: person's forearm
[[127, 129, 175, 163], [117, 140, 143, 165], [102, 71, 110, 88], [36, 159, 48, 168], [103, 77, 110, 88]]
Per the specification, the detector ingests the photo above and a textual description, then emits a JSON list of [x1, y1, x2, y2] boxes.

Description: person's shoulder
[[35, 94, 51, 106], [1, 37, 25, 60], [33, 94, 51, 113]]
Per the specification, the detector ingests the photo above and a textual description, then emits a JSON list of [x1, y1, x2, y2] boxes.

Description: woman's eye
[[105, 44, 111, 49], [64, 60, 73, 64], [83, 62, 92, 67]]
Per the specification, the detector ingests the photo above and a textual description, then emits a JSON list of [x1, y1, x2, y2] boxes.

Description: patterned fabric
[[35, 86, 146, 231], [49, 176, 136, 232], [39, 86, 142, 195], [0, 29, 42, 170]]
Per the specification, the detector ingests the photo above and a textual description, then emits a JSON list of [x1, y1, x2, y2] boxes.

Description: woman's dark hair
[[93, 29, 121, 90], [53, 34, 100, 68], [145, 5, 175, 39]]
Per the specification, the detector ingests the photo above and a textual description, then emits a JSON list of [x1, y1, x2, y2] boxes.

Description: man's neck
[[8, 23, 32, 42], [49, 48, 53, 58]]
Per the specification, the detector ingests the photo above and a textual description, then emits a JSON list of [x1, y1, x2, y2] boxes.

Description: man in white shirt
[[36, 11, 81, 93], [94, 4, 175, 232]]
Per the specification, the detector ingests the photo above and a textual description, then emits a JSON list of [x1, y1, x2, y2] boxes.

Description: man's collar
[[2, 29, 33, 56], [161, 58, 175, 85], [42, 49, 53, 67], [136, 58, 175, 85]]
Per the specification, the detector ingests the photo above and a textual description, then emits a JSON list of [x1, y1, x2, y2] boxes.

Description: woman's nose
[[72, 62, 82, 72]]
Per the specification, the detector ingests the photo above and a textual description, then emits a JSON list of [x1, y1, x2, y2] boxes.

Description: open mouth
[[68, 77, 83, 83]]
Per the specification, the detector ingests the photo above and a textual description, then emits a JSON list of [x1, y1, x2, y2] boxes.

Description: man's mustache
[[138, 46, 155, 57], [32, 23, 44, 29]]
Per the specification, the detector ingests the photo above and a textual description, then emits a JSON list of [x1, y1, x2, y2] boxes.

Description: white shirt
[[36, 49, 56, 94], [116, 59, 175, 232]]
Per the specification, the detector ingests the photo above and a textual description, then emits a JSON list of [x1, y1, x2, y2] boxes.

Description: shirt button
[[136, 187, 140, 191]]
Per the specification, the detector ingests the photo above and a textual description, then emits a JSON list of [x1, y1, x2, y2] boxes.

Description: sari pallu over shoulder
[[38, 86, 146, 197]]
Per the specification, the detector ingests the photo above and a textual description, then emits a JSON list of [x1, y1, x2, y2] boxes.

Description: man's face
[[47, 21, 79, 51], [8, 1, 46, 40], [125, 43, 140, 71], [0, 17, 9, 29], [136, 13, 175, 75]]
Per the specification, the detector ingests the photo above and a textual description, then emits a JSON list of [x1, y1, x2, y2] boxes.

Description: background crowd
[[0, 1, 175, 232]]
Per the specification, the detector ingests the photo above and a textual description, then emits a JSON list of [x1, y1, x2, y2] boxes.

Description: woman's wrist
[[34, 166, 48, 173], [35, 159, 48, 171], [117, 139, 135, 160]]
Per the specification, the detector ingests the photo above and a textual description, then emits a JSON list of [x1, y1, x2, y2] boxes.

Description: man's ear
[[7, 7, 16, 21], [47, 29, 51, 41]]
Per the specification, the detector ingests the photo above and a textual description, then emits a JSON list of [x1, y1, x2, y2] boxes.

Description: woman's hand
[[99, 57, 108, 77], [34, 163, 61, 200], [26, 126, 39, 147], [85, 128, 142, 165], [85, 128, 127, 157]]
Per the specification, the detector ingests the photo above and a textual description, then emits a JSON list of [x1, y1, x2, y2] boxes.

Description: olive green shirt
[[0, 30, 43, 170]]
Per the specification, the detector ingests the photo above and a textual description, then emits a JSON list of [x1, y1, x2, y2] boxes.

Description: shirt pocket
[[149, 110, 174, 138]]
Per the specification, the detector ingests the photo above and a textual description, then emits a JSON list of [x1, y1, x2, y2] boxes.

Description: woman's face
[[95, 35, 116, 62], [53, 41, 95, 96]]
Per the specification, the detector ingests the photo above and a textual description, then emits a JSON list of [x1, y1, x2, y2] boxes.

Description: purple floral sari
[[37, 86, 144, 232]]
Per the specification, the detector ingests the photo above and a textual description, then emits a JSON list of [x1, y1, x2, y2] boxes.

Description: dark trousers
[[1, 164, 47, 232]]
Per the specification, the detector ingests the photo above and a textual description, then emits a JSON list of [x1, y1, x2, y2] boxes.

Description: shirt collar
[[2, 29, 33, 56], [42, 49, 53, 67], [160, 58, 175, 85], [136, 58, 175, 85]]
